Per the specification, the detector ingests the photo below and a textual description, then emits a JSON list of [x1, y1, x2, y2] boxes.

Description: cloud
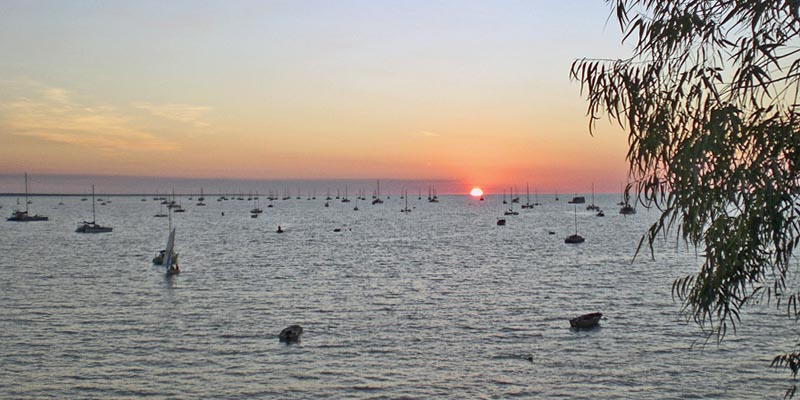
[[0, 85, 177, 152], [418, 130, 440, 137], [134, 102, 211, 128]]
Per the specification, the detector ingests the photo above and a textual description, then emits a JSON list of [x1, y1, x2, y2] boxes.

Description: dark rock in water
[[279, 325, 303, 342]]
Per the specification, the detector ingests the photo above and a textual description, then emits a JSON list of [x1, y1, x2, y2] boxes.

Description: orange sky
[[0, 1, 631, 193]]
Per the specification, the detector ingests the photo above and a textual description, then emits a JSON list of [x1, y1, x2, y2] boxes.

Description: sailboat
[[7, 173, 48, 222], [153, 208, 179, 274], [250, 195, 263, 215], [342, 185, 351, 203], [400, 189, 411, 212], [372, 180, 384, 204], [196, 188, 206, 206], [76, 185, 113, 233], [163, 228, 179, 275], [586, 183, 600, 211], [504, 191, 519, 215], [565, 205, 585, 244], [427, 185, 439, 203], [154, 202, 168, 218], [619, 183, 637, 215], [521, 183, 534, 209]]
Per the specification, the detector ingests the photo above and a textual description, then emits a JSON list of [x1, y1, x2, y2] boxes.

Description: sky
[[0, 0, 632, 193]]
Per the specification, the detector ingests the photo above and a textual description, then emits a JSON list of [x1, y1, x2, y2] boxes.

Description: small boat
[[76, 184, 113, 233], [278, 325, 303, 342], [496, 218, 506, 226], [569, 312, 602, 329], [596, 210, 605, 217], [568, 196, 586, 204], [619, 204, 636, 215], [564, 234, 585, 244]]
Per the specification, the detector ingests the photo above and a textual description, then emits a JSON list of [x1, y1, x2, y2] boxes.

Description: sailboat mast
[[574, 205, 578, 235], [24, 173, 29, 213], [92, 184, 96, 223], [527, 183, 530, 204]]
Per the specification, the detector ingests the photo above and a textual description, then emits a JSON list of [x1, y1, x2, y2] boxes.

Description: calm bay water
[[0, 194, 795, 398]]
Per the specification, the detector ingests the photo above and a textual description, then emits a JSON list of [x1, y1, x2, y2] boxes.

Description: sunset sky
[[0, 0, 631, 193]]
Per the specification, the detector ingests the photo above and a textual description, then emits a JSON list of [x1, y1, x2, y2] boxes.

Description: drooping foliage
[[571, 0, 800, 377]]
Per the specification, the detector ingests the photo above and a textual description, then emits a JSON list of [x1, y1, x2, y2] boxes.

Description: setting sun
[[470, 187, 484, 197]]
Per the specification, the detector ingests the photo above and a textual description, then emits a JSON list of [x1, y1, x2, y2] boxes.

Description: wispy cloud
[[134, 102, 211, 128], [417, 130, 440, 137], [0, 84, 177, 152]]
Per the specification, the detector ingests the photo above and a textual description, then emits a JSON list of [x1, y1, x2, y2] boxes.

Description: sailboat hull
[[76, 223, 112, 233], [7, 212, 48, 222]]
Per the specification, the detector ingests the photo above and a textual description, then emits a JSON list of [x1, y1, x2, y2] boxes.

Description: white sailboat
[[164, 228, 179, 275], [153, 207, 179, 274]]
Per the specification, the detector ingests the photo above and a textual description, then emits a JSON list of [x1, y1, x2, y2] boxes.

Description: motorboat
[[570, 312, 602, 329]]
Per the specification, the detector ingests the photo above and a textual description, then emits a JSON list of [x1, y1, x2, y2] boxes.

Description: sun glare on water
[[470, 187, 483, 197]]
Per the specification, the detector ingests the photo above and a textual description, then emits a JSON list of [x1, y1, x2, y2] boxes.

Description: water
[[0, 195, 795, 398]]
